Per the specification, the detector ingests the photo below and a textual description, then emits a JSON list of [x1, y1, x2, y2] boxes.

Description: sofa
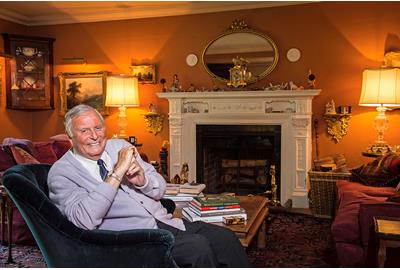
[[0, 136, 72, 244], [331, 176, 400, 267]]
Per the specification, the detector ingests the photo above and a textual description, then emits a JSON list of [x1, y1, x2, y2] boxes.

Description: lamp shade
[[106, 75, 140, 107], [359, 68, 400, 107]]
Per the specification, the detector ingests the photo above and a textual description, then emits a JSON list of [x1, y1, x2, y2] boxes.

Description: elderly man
[[48, 104, 250, 267]]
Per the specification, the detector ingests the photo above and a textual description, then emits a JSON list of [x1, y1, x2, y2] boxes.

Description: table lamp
[[359, 68, 400, 155], [106, 75, 140, 138]]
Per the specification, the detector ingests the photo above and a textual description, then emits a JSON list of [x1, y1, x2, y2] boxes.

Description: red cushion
[[350, 152, 400, 187], [0, 145, 16, 171], [2, 138, 35, 155], [52, 140, 71, 159], [33, 141, 58, 164], [9, 145, 40, 164]]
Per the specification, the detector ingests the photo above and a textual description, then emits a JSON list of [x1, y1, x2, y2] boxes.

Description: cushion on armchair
[[33, 141, 59, 164], [0, 146, 15, 172]]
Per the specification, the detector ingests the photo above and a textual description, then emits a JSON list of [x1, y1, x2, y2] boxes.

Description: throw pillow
[[351, 152, 400, 187], [33, 141, 58, 164], [0, 146, 16, 171], [9, 145, 40, 164], [2, 137, 35, 155]]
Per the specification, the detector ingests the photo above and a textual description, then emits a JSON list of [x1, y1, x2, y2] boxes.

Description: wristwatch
[[108, 171, 122, 182]]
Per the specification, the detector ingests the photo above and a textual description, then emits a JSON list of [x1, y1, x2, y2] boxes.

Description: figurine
[[172, 174, 181, 184], [307, 70, 316, 89], [180, 162, 189, 184], [325, 99, 336, 115], [289, 81, 298, 90], [170, 74, 180, 92], [160, 78, 167, 92], [159, 140, 169, 179], [149, 103, 158, 113], [187, 83, 195, 92], [383, 51, 400, 67]]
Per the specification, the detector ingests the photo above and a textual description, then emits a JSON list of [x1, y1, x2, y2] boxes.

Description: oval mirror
[[202, 23, 278, 85]]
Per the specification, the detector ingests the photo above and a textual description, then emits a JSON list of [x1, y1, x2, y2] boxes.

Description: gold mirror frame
[[202, 20, 279, 85]]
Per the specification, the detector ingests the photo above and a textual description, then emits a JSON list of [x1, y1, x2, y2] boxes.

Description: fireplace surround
[[157, 89, 320, 207]]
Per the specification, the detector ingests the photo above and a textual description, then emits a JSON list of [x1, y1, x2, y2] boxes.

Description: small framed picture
[[129, 64, 156, 84], [58, 71, 109, 115], [128, 136, 137, 145]]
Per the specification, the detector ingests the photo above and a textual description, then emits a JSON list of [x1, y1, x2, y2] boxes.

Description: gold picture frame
[[58, 71, 109, 115], [130, 64, 156, 84]]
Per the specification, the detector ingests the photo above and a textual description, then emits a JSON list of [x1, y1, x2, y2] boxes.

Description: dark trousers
[[157, 220, 251, 267]]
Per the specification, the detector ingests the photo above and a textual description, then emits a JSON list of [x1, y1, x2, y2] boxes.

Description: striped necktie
[[97, 159, 108, 181]]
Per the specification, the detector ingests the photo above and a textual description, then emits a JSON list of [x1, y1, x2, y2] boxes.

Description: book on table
[[182, 207, 247, 223], [189, 201, 241, 211], [192, 195, 240, 207], [165, 183, 206, 196], [164, 192, 204, 202], [188, 204, 244, 217]]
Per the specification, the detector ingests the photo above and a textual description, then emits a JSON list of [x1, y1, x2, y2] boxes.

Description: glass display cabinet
[[2, 33, 55, 110]]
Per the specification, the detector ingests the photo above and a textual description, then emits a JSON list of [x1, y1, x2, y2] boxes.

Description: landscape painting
[[58, 71, 109, 115]]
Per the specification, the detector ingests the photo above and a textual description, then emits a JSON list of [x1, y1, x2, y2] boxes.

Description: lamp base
[[362, 143, 392, 157]]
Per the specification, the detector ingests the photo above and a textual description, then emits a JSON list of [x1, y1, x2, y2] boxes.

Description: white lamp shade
[[359, 68, 400, 106], [106, 75, 140, 107]]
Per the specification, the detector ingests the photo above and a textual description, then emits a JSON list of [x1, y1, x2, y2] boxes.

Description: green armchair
[[2, 164, 177, 267]]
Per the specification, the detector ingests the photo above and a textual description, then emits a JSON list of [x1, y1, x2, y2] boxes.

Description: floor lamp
[[359, 68, 400, 155], [106, 75, 140, 139]]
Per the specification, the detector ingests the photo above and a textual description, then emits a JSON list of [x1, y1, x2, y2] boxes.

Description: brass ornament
[[142, 113, 164, 135], [323, 114, 351, 143]]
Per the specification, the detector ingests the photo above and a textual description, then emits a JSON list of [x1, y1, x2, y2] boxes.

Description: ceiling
[[0, 1, 311, 26]]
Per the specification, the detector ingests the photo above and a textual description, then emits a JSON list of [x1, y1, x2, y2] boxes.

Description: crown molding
[[0, 1, 312, 26]]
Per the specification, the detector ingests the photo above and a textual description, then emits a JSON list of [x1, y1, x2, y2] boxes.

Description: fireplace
[[157, 89, 320, 207], [196, 124, 281, 196]]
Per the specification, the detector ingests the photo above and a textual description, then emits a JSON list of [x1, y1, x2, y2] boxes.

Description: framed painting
[[130, 64, 156, 84], [58, 71, 109, 115], [2, 33, 55, 110]]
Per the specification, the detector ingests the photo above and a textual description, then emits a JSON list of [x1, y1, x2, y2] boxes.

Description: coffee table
[[217, 195, 269, 248], [174, 195, 269, 248]]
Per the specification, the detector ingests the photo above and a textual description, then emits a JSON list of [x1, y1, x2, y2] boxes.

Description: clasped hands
[[111, 146, 146, 187]]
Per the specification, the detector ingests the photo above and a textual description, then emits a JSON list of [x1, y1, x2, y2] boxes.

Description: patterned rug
[[247, 211, 338, 267], [0, 212, 338, 268]]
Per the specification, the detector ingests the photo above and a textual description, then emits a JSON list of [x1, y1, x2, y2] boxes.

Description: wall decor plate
[[287, 48, 301, 62], [186, 53, 198, 67]]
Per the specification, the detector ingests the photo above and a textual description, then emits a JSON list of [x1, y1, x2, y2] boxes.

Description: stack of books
[[163, 183, 206, 203], [182, 195, 247, 223]]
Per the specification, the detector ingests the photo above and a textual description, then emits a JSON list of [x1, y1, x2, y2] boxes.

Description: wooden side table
[[374, 216, 400, 267], [0, 185, 14, 263]]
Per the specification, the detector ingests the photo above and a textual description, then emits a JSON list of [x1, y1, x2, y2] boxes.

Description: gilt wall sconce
[[323, 100, 352, 143], [142, 112, 164, 135], [323, 114, 351, 143]]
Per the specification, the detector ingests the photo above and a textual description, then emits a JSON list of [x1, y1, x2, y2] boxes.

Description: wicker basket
[[308, 171, 352, 218]]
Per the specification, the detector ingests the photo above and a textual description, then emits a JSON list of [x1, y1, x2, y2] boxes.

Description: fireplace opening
[[196, 125, 281, 197]]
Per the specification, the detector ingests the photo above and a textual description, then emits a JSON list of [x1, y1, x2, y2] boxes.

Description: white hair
[[64, 104, 104, 138]]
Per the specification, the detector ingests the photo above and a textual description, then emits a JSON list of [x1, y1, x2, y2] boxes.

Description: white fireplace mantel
[[157, 89, 321, 207]]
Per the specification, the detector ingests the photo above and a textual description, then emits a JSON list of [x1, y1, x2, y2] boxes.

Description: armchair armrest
[[358, 202, 400, 247]]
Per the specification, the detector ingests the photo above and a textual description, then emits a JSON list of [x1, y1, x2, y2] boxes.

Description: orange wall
[[0, 19, 32, 140], [1, 2, 400, 166]]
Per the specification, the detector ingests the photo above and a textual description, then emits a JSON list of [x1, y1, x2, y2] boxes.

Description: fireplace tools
[[263, 165, 281, 206]]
